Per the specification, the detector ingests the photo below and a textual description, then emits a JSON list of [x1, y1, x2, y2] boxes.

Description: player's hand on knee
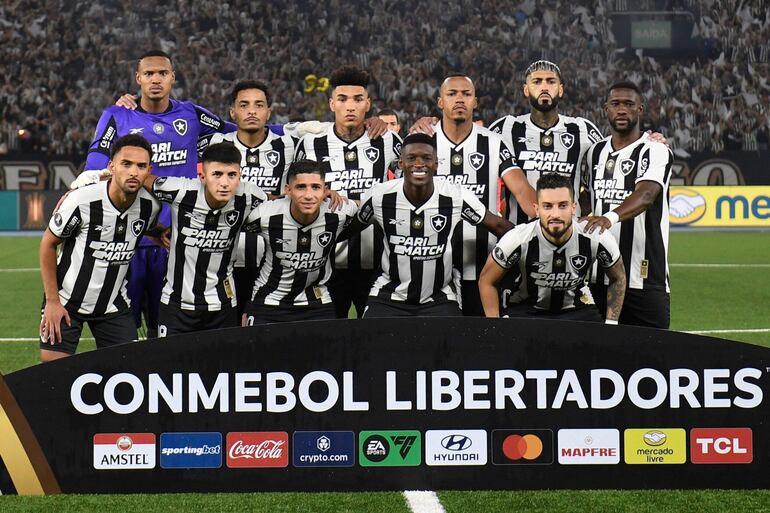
[[115, 94, 139, 110], [41, 302, 70, 344]]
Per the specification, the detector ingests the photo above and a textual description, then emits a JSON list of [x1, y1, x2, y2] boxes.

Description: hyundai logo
[[441, 435, 472, 451]]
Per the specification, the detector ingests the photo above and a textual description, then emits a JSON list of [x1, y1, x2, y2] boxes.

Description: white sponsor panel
[[93, 433, 156, 469], [557, 429, 620, 465], [425, 429, 487, 466]]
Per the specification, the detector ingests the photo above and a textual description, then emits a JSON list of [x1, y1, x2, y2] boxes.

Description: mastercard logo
[[502, 434, 543, 460], [669, 188, 707, 225]]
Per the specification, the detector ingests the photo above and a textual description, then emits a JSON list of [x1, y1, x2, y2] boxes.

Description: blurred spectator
[[0, 0, 767, 158]]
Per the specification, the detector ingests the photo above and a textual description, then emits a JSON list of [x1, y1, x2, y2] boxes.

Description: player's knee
[[40, 349, 69, 363]]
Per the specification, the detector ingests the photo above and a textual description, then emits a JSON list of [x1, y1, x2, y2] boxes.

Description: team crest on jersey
[[560, 133, 575, 149], [570, 254, 588, 271], [430, 214, 447, 232], [173, 119, 188, 136], [317, 231, 333, 247], [364, 146, 380, 164], [152, 123, 164, 134], [224, 210, 240, 227], [131, 219, 146, 237], [265, 150, 280, 167], [468, 152, 485, 171], [618, 158, 636, 176]]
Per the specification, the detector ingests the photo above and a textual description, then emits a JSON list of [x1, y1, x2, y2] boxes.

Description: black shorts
[[243, 303, 337, 325], [39, 302, 137, 355], [327, 268, 377, 319], [503, 302, 603, 322], [157, 301, 238, 337], [460, 280, 485, 317], [363, 298, 462, 318], [590, 284, 670, 329]]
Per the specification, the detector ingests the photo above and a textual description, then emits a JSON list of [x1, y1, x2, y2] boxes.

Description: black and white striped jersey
[[152, 176, 267, 311], [243, 198, 358, 307], [357, 177, 487, 305], [586, 133, 673, 292], [492, 219, 620, 311], [433, 121, 518, 280], [489, 113, 603, 222], [48, 181, 160, 315], [295, 125, 401, 270], [200, 130, 297, 269]]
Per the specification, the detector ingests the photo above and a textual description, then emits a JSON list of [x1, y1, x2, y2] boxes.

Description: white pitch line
[[0, 268, 38, 272], [684, 328, 770, 335], [670, 263, 770, 268], [403, 491, 446, 513]]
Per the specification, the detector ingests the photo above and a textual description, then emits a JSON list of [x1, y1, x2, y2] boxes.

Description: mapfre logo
[[226, 432, 289, 468], [691, 428, 752, 464]]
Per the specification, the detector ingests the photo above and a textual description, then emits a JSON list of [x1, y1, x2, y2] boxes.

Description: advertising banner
[[670, 186, 770, 227], [0, 318, 768, 494]]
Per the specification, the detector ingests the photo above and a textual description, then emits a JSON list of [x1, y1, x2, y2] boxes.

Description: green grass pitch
[[1, 231, 769, 511]]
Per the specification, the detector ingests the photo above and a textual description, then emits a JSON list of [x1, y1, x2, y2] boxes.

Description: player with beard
[[478, 173, 626, 322], [583, 82, 673, 329], [488, 60, 604, 225]]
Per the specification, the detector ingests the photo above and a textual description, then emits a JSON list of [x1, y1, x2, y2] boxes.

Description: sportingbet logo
[[359, 430, 421, 467], [160, 432, 222, 469], [226, 432, 288, 468], [690, 428, 752, 464], [93, 433, 155, 469], [558, 429, 620, 464], [293, 431, 355, 467]]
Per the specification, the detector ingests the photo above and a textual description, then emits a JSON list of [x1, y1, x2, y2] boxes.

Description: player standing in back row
[[583, 81, 673, 329], [199, 80, 297, 319], [84, 50, 233, 337], [295, 66, 401, 318], [489, 60, 603, 224]]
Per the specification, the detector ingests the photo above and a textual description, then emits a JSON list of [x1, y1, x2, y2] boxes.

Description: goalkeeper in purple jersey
[[84, 50, 234, 337]]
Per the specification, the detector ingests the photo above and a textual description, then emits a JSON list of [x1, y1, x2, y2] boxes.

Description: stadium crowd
[[1, 0, 769, 157]]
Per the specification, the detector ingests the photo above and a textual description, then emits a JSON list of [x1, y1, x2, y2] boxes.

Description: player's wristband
[[605, 319, 618, 325], [604, 211, 620, 226]]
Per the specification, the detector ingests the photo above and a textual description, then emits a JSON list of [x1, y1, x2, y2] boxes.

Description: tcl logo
[[226, 432, 289, 468], [690, 428, 752, 464]]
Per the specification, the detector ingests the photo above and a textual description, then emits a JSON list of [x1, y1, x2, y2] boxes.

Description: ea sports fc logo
[[669, 188, 706, 226]]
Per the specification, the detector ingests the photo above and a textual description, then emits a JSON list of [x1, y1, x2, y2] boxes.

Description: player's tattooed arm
[[604, 258, 627, 323], [478, 255, 507, 318], [584, 181, 662, 234]]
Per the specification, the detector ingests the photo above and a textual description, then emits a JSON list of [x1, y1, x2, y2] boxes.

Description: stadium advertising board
[[1, 319, 768, 494], [670, 186, 770, 227]]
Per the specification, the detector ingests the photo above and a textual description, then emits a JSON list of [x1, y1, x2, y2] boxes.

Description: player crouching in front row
[[241, 160, 358, 325], [478, 173, 626, 323], [40, 135, 163, 361]]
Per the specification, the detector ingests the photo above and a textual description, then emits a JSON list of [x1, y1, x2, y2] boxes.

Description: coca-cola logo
[[229, 439, 285, 460], [226, 432, 289, 468]]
